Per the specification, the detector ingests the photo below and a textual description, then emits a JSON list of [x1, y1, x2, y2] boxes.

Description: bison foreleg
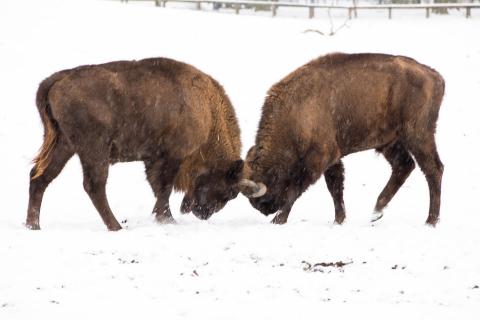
[[180, 194, 193, 214], [145, 158, 180, 224]]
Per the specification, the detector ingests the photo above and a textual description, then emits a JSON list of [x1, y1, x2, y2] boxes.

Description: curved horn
[[239, 179, 257, 189], [250, 182, 267, 198], [239, 179, 267, 198]]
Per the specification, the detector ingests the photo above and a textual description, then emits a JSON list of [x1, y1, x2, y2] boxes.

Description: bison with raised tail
[[27, 58, 246, 231], [241, 53, 445, 226]]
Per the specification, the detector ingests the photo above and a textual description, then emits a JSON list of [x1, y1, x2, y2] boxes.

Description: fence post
[[272, 4, 277, 17], [426, 7, 430, 18], [388, 7, 392, 19], [235, 4, 240, 14], [466, 7, 471, 18], [309, 7, 314, 19], [155, 0, 160, 6], [196, 1, 201, 10], [162, 0, 166, 7]]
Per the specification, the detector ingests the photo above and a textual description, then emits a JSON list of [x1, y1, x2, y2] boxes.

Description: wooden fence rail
[[120, 0, 480, 19]]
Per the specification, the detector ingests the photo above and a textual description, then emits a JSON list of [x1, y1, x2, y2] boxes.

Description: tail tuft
[[30, 72, 66, 180], [31, 119, 58, 180]]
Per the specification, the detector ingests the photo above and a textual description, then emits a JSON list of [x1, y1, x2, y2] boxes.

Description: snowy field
[[1, 0, 480, 318]]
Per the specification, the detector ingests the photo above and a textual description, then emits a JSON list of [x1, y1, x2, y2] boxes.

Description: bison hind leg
[[324, 161, 346, 224], [372, 141, 415, 222], [26, 133, 74, 230], [405, 136, 443, 226]]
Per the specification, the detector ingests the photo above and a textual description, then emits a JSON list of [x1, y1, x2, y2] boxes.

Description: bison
[[240, 53, 445, 226], [27, 58, 247, 231]]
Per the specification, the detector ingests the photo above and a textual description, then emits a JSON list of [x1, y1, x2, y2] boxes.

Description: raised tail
[[31, 71, 68, 180]]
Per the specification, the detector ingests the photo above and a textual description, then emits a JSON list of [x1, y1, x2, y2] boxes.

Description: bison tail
[[31, 74, 64, 180]]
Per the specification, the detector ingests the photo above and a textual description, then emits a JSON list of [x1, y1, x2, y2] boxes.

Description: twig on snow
[[303, 0, 350, 37]]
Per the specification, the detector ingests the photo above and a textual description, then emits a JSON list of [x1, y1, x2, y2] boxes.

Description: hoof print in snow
[[118, 258, 139, 264], [302, 260, 353, 273], [391, 264, 406, 270], [472, 285, 479, 289], [250, 254, 261, 264]]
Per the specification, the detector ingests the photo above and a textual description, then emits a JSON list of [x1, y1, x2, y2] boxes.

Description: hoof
[[371, 211, 384, 223], [107, 224, 122, 231], [271, 215, 287, 225], [334, 215, 346, 225], [25, 222, 40, 230], [425, 217, 438, 227], [156, 215, 176, 225]]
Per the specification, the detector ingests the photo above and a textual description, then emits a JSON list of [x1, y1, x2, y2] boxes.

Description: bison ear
[[246, 146, 258, 166], [226, 160, 244, 182], [246, 146, 257, 159]]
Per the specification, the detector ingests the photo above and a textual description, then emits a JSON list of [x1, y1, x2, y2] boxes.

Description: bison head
[[240, 146, 312, 217], [240, 166, 296, 216], [181, 160, 245, 220]]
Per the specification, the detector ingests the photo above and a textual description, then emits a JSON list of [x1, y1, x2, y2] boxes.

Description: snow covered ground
[[1, 0, 480, 318]]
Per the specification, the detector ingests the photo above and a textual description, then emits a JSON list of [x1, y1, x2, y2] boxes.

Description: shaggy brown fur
[[27, 58, 242, 231], [243, 53, 444, 226]]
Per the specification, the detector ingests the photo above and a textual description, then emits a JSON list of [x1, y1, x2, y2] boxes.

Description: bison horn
[[239, 179, 267, 198]]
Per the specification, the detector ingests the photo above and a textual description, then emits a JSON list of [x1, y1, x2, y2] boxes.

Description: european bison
[[27, 58, 246, 231], [241, 53, 445, 226]]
